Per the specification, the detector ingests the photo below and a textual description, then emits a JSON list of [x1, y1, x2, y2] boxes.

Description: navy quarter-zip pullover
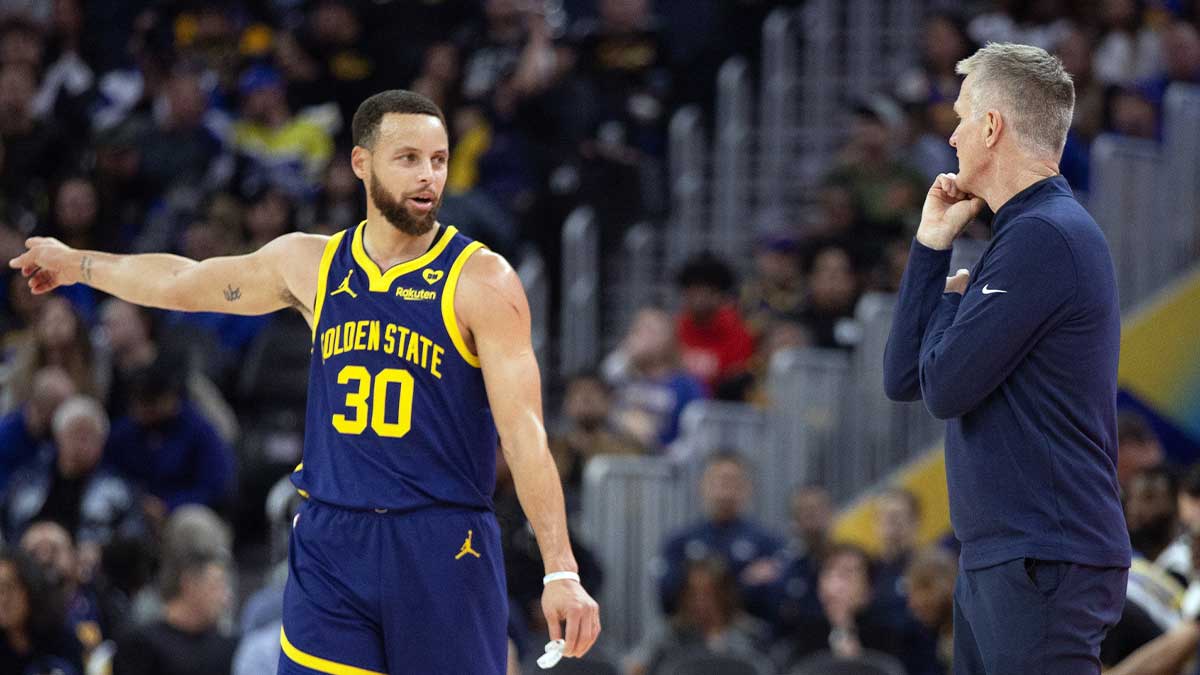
[[883, 175, 1131, 571]]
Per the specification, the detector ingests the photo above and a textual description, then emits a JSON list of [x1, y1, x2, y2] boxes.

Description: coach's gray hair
[[51, 395, 109, 439], [956, 42, 1075, 159]]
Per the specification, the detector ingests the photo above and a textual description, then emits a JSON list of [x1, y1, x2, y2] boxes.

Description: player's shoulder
[[261, 231, 334, 260], [456, 248, 526, 319], [460, 247, 518, 291]]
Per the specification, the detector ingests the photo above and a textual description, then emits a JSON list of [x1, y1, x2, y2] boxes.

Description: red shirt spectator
[[677, 304, 755, 390]]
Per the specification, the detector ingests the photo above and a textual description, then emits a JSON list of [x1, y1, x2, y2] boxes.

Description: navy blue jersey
[[293, 221, 497, 512]]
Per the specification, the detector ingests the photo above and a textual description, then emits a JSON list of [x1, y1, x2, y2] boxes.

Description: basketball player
[[10, 90, 600, 674]]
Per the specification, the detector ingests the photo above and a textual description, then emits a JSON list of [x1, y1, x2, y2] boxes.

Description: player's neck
[[979, 153, 1059, 213], [361, 215, 441, 269]]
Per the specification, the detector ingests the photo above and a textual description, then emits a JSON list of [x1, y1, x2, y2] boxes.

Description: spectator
[[904, 547, 956, 674], [1158, 463, 1200, 580], [104, 358, 235, 516], [873, 488, 922, 620], [0, 295, 99, 413], [567, 0, 672, 224], [457, 0, 572, 109], [1117, 410, 1165, 490], [161, 505, 233, 566], [3, 396, 142, 551], [275, 0, 382, 137], [627, 557, 768, 675], [0, 62, 69, 213], [1103, 85, 1159, 140], [88, 120, 152, 252], [574, 0, 671, 159], [240, 186, 295, 251], [1123, 466, 1186, 632], [606, 306, 706, 449], [230, 64, 334, 201], [550, 370, 644, 504], [0, 365, 75, 492], [97, 299, 237, 443], [772, 542, 903, 669], [131, 62, 224, 195], [657, 451, 782, 614], [0, 547, 84, 675], [1141, 19, 1200, 107], [896, 11, 975, 109], [799, 243, 862, 350], [872, 488, 942, 675], [30, 0, 93, 134], [1093, 0, 1162, 86], [739, 231, 806, 339], [112, 548, 236, 675], [675, 252, 755, 391], [1125, 466, 1179, 564], [44, 175, 106, 253], [19, 521, 112, 657], [742, 483, 833, 633], [824, 94, 927, 244]]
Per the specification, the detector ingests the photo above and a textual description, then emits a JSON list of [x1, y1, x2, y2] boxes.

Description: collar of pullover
[[992, 174, 1071, 236]]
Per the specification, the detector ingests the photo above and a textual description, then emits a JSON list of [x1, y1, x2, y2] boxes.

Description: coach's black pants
[[953, 558, 1127, 674]]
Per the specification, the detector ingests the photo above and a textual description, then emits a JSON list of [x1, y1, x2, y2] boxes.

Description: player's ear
[[984, 110, 1003, 149], [350, 145, 370, 181]]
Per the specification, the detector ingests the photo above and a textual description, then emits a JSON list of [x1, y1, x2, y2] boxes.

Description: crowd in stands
[[0, 0, 1198, 674]]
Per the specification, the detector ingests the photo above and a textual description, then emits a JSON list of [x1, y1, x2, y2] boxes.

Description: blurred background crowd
[[0, 0, 1199, 674]]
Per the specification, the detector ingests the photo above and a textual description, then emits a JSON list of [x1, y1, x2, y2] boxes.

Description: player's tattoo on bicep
[[80, 256, 92, 282], [223, 284, 242, 302]]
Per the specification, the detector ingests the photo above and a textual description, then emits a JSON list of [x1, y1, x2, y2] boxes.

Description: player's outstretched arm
[[8, 234, 326, 317], [458, 249, 600, 659]]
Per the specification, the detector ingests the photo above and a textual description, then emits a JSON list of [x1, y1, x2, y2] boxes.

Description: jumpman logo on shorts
[[331, 270, 357, 298], [455, 530, 481, 560]]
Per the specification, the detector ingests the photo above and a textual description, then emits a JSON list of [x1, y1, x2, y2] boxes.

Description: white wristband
[[543, 571, 581, 586]]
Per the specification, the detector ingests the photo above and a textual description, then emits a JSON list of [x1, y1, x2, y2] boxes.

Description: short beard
[[369, 172, 439, 236]]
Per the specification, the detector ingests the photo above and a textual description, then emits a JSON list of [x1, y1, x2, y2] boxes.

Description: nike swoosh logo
[[981, 285, 1008, 295]]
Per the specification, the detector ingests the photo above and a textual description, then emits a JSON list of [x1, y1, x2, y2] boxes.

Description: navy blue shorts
[[277, 499, 508, 675], [953, 557, 1127, 675]]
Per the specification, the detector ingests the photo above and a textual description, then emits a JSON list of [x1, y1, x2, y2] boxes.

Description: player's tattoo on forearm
[[223, 284, 242, 302], [80, 256, 93, 282]]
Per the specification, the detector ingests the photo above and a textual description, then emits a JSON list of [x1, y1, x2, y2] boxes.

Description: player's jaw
[[369, 172, 441, 236]]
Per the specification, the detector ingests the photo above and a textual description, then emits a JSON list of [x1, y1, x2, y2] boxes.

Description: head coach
[[881, 42, 1131, 674]]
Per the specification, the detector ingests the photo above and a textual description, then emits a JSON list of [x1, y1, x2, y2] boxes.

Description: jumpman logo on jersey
[[331, 269, 357, 298], [455, 530, 481, 560]]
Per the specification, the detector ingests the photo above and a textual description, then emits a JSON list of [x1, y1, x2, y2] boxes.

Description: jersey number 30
[[331, 365, 415, 438]]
